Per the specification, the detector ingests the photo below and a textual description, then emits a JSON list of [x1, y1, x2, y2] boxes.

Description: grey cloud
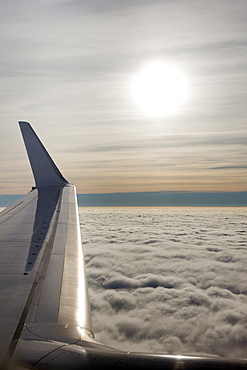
[[75, 132, 247, 155], [216, 253, 236, 263], [106, 294, 135, 312], [210, 166, 247, 170], [206, 287, 235, 299], [102, 274, 183, 290], [217, 309, 245, 326]]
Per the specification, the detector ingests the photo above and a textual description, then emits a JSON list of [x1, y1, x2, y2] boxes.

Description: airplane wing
[[0, 122, 246, 369]]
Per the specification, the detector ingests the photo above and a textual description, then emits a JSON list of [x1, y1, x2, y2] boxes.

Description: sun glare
[[132, 62, 188, 116]]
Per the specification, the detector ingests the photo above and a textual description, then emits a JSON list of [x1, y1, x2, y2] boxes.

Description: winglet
[[19, 121, 69, 187]]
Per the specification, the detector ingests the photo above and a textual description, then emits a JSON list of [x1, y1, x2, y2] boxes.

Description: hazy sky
[[0, 0, 247, 195]]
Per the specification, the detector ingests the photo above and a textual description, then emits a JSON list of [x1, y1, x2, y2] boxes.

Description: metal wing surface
[[0, 122, 93, 368], [0, 122, 246, 369]]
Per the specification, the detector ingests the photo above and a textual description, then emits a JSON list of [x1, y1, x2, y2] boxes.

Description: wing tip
[[19, 121, 70, 187], [19, 120, 30, 126]]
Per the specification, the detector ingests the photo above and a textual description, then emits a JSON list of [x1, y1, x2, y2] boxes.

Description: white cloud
[[80, 207, 247, 358]]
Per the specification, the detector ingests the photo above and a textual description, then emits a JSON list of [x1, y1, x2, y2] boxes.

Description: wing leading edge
[[0, 122, 246, 369]]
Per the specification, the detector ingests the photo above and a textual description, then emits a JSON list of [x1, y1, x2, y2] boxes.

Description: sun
[[132, 62, 188, 116]]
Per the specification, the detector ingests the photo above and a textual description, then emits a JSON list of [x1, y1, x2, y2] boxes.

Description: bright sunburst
[[132, 62, 188, 116]]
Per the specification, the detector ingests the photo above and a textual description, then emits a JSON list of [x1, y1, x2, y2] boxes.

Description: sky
[[81, 207, 247, 358], [0, 0, 247, 196]]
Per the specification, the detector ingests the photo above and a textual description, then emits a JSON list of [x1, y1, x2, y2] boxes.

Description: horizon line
[[1, 191, 247, 207]]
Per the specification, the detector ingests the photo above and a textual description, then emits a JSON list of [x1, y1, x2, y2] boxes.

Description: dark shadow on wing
[[24, 187, 61, 272]]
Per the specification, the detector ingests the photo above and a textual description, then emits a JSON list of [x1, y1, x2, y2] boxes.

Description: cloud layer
[[80, 207, 247, 358]]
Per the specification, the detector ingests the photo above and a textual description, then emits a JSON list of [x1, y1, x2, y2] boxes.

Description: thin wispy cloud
[[0, 0, 247, 195]]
